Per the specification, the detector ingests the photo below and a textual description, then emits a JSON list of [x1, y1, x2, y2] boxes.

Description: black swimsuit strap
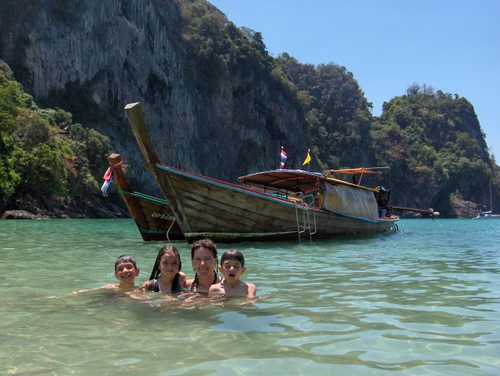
[[171, 273, 183, 293]]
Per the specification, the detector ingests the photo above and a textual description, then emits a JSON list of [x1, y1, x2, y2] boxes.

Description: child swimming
[[112, 254, 141, 291], [61, 254, 142, 297], [208, 249, 256, 299], [142, 245, 186, 293]]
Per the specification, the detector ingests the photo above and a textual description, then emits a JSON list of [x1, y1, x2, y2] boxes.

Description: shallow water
[[1, 218, 499, 375]]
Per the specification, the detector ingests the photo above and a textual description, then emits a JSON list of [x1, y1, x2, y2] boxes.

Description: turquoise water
[[1, 219, 499, 375]]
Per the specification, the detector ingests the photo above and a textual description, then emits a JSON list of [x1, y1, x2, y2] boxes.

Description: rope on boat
[[165, 217, 177, 243]]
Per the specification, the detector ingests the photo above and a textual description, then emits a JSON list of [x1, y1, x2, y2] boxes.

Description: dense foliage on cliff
[[275, 53, 374, 169], [179, 0, 273, 92], [371, 84, 496, 212], [0, 60, 113, 216]]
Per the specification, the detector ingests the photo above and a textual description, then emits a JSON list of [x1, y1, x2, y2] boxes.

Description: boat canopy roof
[[238, 168, 384, 194], [238, 169, 323, 194]]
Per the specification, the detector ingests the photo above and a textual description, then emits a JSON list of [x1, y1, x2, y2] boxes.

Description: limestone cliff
[[0, 0, 306, 195]]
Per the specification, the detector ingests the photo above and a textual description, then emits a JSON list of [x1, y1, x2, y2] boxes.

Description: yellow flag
[[303, 149, 311, 165]]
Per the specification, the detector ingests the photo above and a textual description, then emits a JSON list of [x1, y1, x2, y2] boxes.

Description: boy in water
[[69, 255, 141, 295], [208, 249, 256, 299], [112, 255, 141, 291]]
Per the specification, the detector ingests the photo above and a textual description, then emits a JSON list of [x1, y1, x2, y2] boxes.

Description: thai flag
[[280, 147, 287, 169]]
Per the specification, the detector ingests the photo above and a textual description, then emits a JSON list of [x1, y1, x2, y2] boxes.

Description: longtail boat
[[108, 153, 184, 241], [124, 102, 399, 243]]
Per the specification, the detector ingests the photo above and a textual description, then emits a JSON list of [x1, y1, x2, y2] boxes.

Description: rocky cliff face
[[0, 0, 305, 194]]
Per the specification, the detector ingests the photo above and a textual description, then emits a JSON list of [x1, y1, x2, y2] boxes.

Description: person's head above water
[[114, 255, 138, 272], [150, 245, 182, 280], [191, 238, 218, 261], [189, 238, 220, 292], [114, 255, 140, 288]]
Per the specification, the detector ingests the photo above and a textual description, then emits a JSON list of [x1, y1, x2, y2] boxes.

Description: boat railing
[[299, 193, 316, 206]]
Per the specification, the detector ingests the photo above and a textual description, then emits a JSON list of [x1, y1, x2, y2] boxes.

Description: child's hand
[[126, 290, 151, 301]]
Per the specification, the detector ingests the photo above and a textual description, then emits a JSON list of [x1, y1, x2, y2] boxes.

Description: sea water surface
[[1, 218, 499, 375]]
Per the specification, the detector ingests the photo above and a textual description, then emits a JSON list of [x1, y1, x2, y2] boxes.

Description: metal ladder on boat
[[295, 195, 317, 242]]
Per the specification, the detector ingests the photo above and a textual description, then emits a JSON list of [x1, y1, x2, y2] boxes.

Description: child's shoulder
[[209, 281, 223, 289], [208, 281, 224, 294]]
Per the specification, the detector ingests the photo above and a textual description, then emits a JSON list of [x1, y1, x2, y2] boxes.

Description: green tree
[[0, 65, 24, 206], [12, 144, 68, 196], [0, 59, 112, 214]]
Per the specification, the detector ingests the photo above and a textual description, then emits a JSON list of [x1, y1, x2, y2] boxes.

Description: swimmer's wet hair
[[114, 255, 137, 271], [221, 249, 245, 267], [191, 238, 218, 259], [149, 245, 182, 280]]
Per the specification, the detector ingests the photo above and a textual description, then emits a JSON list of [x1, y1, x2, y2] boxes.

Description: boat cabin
[[238, 169, 391, 219]]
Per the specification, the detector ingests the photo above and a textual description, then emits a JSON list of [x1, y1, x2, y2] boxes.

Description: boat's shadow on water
[[229, 229, 401, 248]]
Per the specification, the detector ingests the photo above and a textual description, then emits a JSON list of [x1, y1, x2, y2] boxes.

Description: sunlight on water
[[1, 219, 499, 375]]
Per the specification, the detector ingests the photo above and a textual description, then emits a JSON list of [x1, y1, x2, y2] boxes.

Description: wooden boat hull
[[108, 153, 184, 241], [119, 189, 185, 241], [149, 164, 398, 242]]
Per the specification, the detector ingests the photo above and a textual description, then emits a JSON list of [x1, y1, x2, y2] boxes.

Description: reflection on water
[[0, 219, 499, 375]]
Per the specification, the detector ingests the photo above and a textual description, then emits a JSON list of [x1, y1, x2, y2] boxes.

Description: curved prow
[[109, 153, 149, 230], [124, 102, 161, 166]]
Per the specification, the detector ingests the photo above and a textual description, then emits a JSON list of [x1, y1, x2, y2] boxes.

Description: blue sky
[[209, 0, 500, 161]]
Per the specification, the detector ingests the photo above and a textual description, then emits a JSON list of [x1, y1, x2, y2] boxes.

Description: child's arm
[[178, 272, 187, 289], [184, 277, 194, 289], [47, 284, 116, 299], [246, 283, 257, 299], [140, 280, 152, 291], [73, 284, 117, 294], [125, 289, 151, 301]]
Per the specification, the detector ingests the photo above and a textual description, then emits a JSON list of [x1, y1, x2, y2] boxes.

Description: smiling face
[[192, 247, 216, 277], [220, 258, 246, 284], [114, 261, 139, 287], [158, 250, 180, 280]]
